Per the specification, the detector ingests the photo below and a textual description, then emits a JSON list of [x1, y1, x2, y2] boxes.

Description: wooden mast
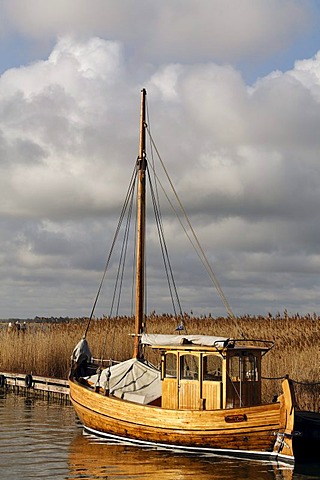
[[133, 88, 147, 358]]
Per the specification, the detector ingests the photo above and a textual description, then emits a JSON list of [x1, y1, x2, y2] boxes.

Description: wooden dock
[[0, 371, 70, 402]]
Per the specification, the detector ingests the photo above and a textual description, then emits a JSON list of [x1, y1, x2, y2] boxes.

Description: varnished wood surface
[[69, 376, 292, 457]]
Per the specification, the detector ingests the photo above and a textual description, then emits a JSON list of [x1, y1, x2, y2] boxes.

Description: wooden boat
[[69, 89, 317, 464]]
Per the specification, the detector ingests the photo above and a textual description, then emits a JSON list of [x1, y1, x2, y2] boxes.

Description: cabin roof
[[140, 333, 229, 348], [151, 344, 269, 353], [140, 333, 273, 354]]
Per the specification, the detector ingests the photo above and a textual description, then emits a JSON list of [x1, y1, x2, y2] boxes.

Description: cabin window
[[164, 352, 177, 378], [229, 353, 258, 382], [180, 354, 199, 380], [203, 354, 222, 381], [244, 354, 258, 381]]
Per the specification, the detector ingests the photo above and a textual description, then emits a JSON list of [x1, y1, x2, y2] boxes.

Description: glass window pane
[[244, 354, 258, 381], [229, 353, 259, 381], [230, 355, 241, 381], [180, 354, 198, 380], [165, 353, 177, 378], [203, 355, 222, 380]]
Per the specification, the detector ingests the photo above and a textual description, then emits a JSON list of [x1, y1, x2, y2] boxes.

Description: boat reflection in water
[[67, 432, 294, 480]]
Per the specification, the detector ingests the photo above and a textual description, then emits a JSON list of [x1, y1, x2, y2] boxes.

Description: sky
[[1, 1, 320, 319]]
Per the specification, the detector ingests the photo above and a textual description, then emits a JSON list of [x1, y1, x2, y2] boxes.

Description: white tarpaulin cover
[[141, 333, 229, 347], [87, 358, 161, 405]]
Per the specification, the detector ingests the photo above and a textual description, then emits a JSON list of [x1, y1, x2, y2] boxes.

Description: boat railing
[[216, 338, 275, 354], [91, 358, 120, 367]]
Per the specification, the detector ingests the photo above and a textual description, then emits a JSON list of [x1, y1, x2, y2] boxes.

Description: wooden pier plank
[[0, 371, 70, 397]]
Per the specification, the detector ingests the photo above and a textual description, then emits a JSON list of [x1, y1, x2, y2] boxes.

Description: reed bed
[[0, 313, 319, 410]]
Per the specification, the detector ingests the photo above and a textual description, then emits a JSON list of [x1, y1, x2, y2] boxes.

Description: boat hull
[[69, 377, 294, 463], [293, 411, 320, 461]]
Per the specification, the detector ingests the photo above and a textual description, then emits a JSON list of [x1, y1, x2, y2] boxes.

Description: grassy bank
[[0, 313, 319, 410]]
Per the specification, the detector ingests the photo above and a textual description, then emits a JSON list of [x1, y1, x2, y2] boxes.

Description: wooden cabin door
[[202, 353, 223, 410], [226, 352, 261, 408], [178, 354, 200, 409], [162, 352, 178, 409]]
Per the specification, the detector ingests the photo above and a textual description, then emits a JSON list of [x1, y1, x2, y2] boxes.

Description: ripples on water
[[0, 391, 319, 479], [0, 392, 76, 479]]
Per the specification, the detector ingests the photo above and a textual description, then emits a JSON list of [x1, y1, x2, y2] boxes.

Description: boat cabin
[[152, 341, 270, 410]]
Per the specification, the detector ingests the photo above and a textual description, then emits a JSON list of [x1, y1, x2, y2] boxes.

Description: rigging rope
[[84, 167, 137, 338], [145, 125, 236, 321], [262, 375, 320, 385], [147, 165, 183, 317], [100, 172, 136, 360], [85, 103, 239, 343], [146, 102, 184, 331], [109, 182, 135, 318]]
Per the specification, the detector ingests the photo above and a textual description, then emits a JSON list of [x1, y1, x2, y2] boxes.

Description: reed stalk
[[0, 314, 319, 410]]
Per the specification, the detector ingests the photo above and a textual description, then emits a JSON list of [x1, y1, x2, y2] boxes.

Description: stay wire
[[116, 192, 135, 317], [146, 102, 185, 329], [145, 126, 237, 323], [84, 167, 137, 338], [130, 208, 137, 317], [99, 185, 135, 361], [147, 165, 182, 317], [109, 181, 135, 318]]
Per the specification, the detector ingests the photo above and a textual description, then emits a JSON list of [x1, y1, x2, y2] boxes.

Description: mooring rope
[[262, 375, 320, 385]]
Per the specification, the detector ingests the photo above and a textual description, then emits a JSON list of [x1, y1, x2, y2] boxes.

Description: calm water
[[0, 391, 319, 480]]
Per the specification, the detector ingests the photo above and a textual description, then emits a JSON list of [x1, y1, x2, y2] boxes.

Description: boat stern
[[273, 378, 295, 460]]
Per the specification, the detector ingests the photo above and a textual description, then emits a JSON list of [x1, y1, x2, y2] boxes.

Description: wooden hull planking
[[69, 377, 294, 462]]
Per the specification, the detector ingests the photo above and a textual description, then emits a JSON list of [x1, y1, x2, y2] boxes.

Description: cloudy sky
[[1, 0, 320, 319]]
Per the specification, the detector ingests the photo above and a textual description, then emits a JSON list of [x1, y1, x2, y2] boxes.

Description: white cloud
[[1, 0, 311, 64], [0, 37, 133, 220], [1, 35, 320, 318]]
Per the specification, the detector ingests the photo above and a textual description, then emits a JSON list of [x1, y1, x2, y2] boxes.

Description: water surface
[[0, 392, 318, 479]]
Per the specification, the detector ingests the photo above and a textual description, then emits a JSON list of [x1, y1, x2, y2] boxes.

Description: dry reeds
[[0, 313, 319, 410]]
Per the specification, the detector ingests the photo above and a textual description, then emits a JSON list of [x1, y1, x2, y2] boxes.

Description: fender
[[25, 374, 33, 388]]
